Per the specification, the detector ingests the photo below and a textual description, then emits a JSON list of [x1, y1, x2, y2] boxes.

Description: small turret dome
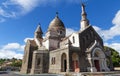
[[48, 13, 65, 31], [46, 12, 66, 38], [35, 24, 43, 34], [34, 24, 43, 38]]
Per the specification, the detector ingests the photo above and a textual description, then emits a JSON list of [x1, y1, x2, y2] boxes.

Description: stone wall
[[31, 50, 49, 74], [49, 47, 69, 73]]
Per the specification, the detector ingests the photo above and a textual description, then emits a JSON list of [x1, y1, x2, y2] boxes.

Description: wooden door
[[94, 60, 100, 71]]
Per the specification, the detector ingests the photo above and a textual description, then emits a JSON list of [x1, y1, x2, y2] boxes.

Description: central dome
[[48, 15, 65, 31]]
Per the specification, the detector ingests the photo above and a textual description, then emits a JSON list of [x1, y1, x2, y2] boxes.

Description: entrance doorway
[[61, 53, 67, 72], [72, 53, 79, 72], [64, 60, 67, 72], [94, 60, 100, 71], [92, 48, 110, 72], [72, 60, 79, 71]]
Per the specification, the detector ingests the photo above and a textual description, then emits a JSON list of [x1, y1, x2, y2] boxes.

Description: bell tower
[[34, 24, 43, 47], [80, 3, 89, 31], [34, 23, 43, 39]]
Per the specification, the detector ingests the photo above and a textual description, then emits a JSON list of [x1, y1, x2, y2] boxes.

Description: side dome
[[48, 14, 65, 31]]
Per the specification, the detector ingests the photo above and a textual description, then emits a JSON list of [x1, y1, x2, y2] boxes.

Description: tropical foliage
[[0, 58, 22, 67], [104, 46, 120, 67]]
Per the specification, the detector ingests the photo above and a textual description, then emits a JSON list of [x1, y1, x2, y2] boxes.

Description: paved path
[[0, 71, 63, 76], [0, 72, 21, 76], [0, 71, 120, 76], [79, 71, 120, 76]]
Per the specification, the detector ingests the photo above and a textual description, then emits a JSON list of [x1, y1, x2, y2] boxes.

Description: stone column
[[30, 51, 36, 74], [66, 52, 70, 72]]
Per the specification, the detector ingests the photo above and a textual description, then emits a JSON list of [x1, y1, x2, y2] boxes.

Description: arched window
[[58, 30, 63, 35], [53, 57, 55, 64], [73, 36, 75, 43], [51, 57, 55, 65], [51, 58, 53, 64]]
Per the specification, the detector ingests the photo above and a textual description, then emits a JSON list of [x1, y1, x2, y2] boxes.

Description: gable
[[79, 26, 103, 51]]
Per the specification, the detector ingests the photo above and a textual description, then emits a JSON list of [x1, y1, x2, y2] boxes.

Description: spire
[[34, 23, 43, 38], [35, 23, 43, 34], [81, 3, 87, 20], [80, 3, 89, 31], [56, 12, 59, 18]]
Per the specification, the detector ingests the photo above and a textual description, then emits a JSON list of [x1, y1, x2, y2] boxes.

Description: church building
[[21, 4, 111, 74]]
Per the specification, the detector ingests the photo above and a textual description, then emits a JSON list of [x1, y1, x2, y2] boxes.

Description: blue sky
[[0, 0, 120, 59]]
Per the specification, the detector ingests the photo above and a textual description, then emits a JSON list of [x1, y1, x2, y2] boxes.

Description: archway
[[92, 48, 109, 72], [72, 53, 79, 72], [93, 51, 100, 71], [61, 53, 67, 72]]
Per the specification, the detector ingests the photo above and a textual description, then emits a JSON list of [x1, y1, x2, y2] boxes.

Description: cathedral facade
[[21, 4, 111, 74]]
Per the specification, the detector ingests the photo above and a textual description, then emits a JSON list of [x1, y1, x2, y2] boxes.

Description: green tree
[[0, 59, 6, 65], [104, 46, 120, 67], [11, 60, 22, 67]]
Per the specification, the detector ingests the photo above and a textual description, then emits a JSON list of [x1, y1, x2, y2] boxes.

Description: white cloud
[[93, 10, 120, 41], [92, 10, 120, 54], [2, 43, 23, 51], [0, 0, 41, 18], [104, 43, 120, 54], [0, 7, 16, 18], [66, 28, 77, 36], [21, 45, 25, 50], [0, 49, 23, 59], [112, 10, 120, 25], [3, 0, 41, 15], [0, 0, 82, 22], [0, 0, 43, 22], [24, 38, 33, 43], [0, 0, 44, 17], [0, 43, 24, 59], [92, 26, 101, 32]]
